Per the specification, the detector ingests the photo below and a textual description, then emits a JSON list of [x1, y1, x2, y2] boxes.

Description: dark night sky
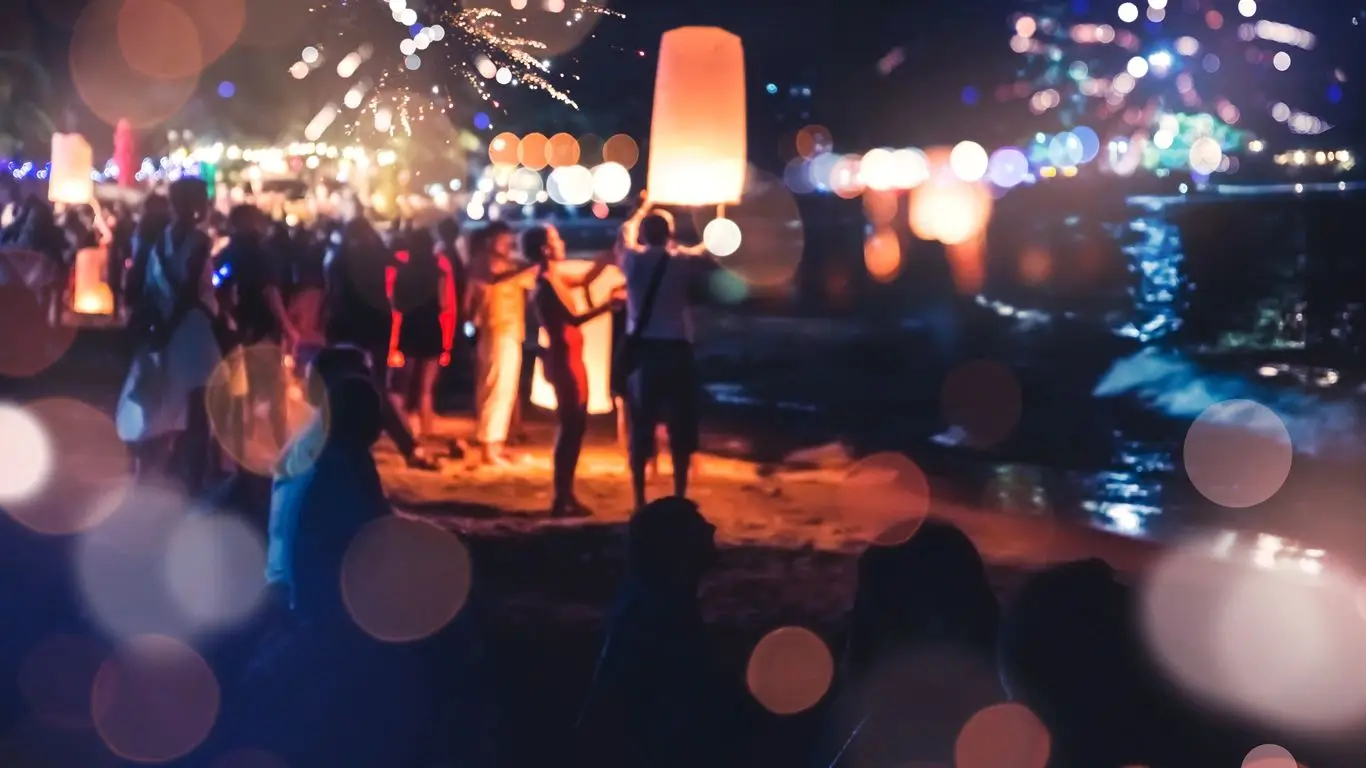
[[6, 0, 1366, 159]]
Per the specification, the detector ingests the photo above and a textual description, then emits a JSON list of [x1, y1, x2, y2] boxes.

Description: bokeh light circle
[[18, 634, 106, 730], [690, 166, 803, 289], [1141, 539, 1366, 733], [702, 218, 742, 257], [547, 164, 594, 206], [1242, 744, 1297, 768], [909, 178, 993, 245], [76, 483, 199, 640], [7, 399, 130, 535], [163, 513, 267, 630], [507, 167, 545, 205], [0, 276, 78, 377], [1189, 136, 1224, 175], [340, 516, 473, 643], [839, 452, 931, 545], [546, 132, 580, 167], [70, 0, 199, 128], [91, 634, 219, 764], [518, 132, 549, 170], [955, 703, 1051, 768], [859, 148, 898, 191], [488, 132, 520, 165], [116, 0, 204, 80], [745, 626, 834, 715], [987, 147, 1030, 188], [1072, 126, 1101, 162], [0, 403, 54, 505], [1183, 399, 1291, 508], [864, 229, 902, 283], [949, 141, 990, 182], [795, 125, 833, 159], [889, 148, 930, 189], [1047, 131, 1084, 166], [590, 162, 632, 204], [205, 343, 329, 478], [940, 359, 1023, 448], [602, 134, 640, 170]]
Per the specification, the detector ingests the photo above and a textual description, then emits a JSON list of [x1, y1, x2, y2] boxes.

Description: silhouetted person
[[526, 224, 618, 515], [388, 228, 456, 440], [577, 498, 740, 767], [323, 216, 435, 469], [816, 521, 1002, 767], [998, 559, 1183, 767], [612, 195, 714, 509], [115, 179, 220, 495], [241, 374, 450, 766]]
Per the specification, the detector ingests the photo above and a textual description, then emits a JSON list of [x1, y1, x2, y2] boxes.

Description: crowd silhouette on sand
[[0, 179, 1340, 767]]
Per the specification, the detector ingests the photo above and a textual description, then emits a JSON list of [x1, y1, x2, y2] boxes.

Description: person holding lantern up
[[523, 223, 623, 517], [613, 192, 714, 511]]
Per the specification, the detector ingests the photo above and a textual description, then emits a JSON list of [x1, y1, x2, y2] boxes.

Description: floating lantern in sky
[[646, 27, 747, 206], [49, 133, 94, 205]]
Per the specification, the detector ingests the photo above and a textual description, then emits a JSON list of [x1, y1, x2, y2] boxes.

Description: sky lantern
[[71, 246, 113, 315], [49, 133, 94, 205], [646, 27, 747, 206], [529, 260, 624, 415]]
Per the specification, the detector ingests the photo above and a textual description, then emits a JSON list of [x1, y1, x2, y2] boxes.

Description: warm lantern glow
[[50, 133, 94, 205], [908, 178, 993, 246], [646, 27, 747, 206], [530, 260, 624, 415], [71, 247, 113, 315]]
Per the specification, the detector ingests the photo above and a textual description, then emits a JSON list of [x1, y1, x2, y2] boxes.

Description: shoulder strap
[[632, 253, 670, 339]]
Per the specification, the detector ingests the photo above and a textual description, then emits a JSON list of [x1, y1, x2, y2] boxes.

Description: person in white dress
[[115, 178, 223, 493]]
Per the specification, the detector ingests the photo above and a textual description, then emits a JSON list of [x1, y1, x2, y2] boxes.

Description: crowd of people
[[9, 178, 714, 516], [0, 181, 1328, 767]]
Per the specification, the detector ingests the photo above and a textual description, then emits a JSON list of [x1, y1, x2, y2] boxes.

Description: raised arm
[[613, 191, 653, 263]]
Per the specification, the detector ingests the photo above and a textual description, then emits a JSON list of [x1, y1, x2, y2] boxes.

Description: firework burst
[[297, 0, 616, 139]]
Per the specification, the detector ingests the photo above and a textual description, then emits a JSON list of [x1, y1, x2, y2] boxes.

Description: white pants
[[475, 333, 522, 445]]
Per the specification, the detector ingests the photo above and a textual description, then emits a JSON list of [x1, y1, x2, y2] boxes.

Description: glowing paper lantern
[[49, 133, 94, 205], [646, 27, 747, 206], [71, 247, 114, 315], [530, 260, 624, 415]]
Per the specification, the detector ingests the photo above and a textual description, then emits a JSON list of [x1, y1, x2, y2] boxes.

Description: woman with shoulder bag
[[115, 179, 223, 493]]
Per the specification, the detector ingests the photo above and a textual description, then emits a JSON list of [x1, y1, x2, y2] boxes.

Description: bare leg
[[418, 358, 440, 438]]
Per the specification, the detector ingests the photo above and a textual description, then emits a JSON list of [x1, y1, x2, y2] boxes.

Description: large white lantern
[[49, 133, 95, 205], [646, 27, 747, 207], [529, 260, 624, 415]]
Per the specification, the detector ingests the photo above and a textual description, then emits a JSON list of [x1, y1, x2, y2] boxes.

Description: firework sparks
[[306, 0, 617, 138]]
